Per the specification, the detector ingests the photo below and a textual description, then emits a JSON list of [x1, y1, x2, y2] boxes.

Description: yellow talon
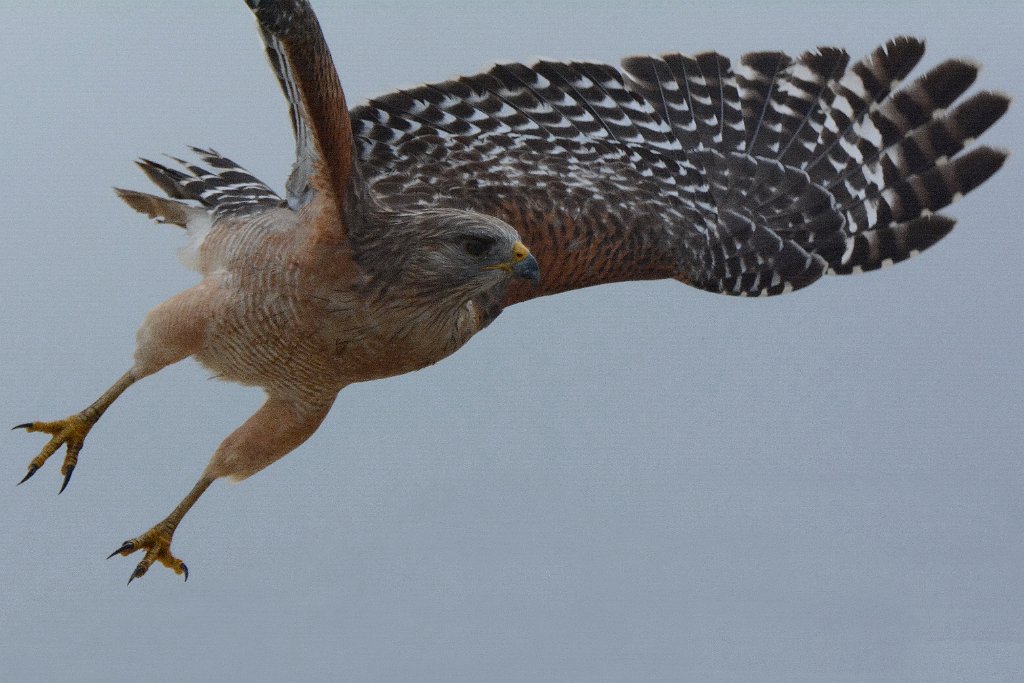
[[107, 478, 211, 585], [110, 524, 189, 584], [15, 414, 95, 492], [15, 371, 137, 492]]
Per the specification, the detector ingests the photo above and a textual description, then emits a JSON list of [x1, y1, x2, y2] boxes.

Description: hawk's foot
[[108, 523, 189, 584], [14, 414, 97, 493]]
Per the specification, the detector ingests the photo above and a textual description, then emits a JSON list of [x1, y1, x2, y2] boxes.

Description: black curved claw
[[12, 422, 34, 431], [58, 466, 75, 494], [107, 541, 134, 560], [17, 464, 39, 486], [127, 562, 148, 586], [181, 563, 189, 582]]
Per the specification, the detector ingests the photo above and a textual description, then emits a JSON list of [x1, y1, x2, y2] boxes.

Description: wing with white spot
[[351, 38, 1008, 303]]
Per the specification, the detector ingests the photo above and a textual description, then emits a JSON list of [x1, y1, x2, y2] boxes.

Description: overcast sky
[[1, 2, 1021, 681]]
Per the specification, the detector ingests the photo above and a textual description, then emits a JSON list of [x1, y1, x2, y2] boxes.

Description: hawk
[[16, 0, 1009, 583]]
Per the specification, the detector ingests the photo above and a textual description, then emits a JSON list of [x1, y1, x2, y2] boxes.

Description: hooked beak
[[487, 241, 541, 286], [512, 252, 540, 286]]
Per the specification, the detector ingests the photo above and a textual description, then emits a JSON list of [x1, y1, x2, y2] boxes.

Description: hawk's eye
[[462, 236, 494, 257]]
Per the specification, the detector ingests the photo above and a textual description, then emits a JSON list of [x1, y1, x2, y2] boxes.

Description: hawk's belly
[[192, 282, 479, 395]]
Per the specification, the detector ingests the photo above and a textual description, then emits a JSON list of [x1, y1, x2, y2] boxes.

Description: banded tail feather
[[116, 148, 283, 223]]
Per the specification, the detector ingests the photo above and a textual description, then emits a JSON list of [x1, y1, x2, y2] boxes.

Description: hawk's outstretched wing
[[247, 0, 361, 224], [350, 39, 1008, 304]]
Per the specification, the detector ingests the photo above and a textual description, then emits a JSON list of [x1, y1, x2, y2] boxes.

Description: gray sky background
[[1, 2, 1021, 681]]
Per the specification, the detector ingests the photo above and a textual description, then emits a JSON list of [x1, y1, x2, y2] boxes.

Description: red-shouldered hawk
[[16, 0, 1009, 583]]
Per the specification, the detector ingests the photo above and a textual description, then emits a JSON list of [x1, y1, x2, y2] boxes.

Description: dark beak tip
[[512, 253, 541, 286]]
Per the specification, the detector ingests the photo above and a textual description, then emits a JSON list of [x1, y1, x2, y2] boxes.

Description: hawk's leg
[[15, 371, 139, 492], [109, 394, 334, 583], [108, 475, 214, 584], [15, 284, 215, 492]]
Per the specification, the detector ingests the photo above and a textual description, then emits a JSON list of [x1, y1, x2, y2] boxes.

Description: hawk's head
[[369, 208, 540, 302]]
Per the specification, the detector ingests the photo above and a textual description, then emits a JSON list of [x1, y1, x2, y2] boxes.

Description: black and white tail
[[116, 147, 283, 226]]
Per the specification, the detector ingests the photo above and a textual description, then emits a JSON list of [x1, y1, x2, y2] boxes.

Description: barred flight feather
[[346, 37, 1007, 297]]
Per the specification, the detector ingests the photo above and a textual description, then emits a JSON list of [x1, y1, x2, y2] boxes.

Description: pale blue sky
[[1, 2, 1021, 681]]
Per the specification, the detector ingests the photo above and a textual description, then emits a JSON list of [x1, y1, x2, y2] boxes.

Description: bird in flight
[[16, 0, 1008, 583]]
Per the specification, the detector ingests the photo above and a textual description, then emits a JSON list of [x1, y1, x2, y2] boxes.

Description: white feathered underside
[[177, 212, 214, 271]]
